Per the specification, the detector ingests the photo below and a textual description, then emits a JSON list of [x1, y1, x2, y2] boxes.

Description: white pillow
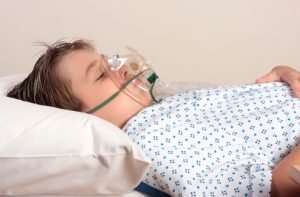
[[0, 74, 151, 196]]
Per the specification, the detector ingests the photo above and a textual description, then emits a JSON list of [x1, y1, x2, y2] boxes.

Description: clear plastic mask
[[87, 47, 171, 114]]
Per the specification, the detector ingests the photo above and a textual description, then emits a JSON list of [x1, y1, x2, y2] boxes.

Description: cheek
[[89, 82, 120, 105], [75, 80, 120, 111]]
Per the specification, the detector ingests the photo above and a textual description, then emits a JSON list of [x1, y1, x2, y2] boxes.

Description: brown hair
[[7, 39, 95, 111]]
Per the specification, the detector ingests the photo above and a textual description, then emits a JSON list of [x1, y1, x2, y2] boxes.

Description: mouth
[[133, 78, 149, 91]]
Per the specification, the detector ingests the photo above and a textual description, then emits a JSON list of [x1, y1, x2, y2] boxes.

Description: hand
[[255, 65, 300, 98]]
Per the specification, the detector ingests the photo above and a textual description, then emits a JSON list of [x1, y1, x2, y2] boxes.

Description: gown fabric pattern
[[122, 82, 300, 197]]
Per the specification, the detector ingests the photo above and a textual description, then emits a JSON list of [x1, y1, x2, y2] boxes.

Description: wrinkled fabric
[[123, 82, 300, 197]]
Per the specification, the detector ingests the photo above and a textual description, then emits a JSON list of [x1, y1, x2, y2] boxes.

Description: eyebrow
[[85, 60, 98, 77]]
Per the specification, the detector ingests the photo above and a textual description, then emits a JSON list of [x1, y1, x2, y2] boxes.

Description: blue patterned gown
[[122, 82, 300, 197]]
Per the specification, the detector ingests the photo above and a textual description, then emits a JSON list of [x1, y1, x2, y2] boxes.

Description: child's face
[[57, 49, 152, 128]]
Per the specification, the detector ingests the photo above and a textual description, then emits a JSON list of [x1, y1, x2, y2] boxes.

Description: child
[[7, 40, 300, 197]]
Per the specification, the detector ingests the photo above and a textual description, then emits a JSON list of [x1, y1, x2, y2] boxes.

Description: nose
[[118, 65, 131, 81]]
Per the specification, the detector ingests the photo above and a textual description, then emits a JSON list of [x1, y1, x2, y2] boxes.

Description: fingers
[[292, 82, 300, 98], [280, 70, 300, 98], [255, 66, 300, 98], [289, 74, 300, 98], [255, 70, 280, 84]]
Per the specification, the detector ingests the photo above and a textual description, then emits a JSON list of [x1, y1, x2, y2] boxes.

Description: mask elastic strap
[[86, 69, 151, 114]]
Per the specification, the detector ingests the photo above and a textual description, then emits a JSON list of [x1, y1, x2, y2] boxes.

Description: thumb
[[255, 71, 280, 84]]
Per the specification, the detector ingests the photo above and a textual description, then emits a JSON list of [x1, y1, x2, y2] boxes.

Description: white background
[[0, 0, 299, 85]]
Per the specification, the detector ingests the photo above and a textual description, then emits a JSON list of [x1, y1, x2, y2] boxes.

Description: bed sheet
[[12, 190, 147, 197]]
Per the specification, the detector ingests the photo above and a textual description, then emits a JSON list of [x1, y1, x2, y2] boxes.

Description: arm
[[255, 65, 300, 98]]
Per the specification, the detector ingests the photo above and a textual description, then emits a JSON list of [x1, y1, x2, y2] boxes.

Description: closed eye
[[96, 72, 105, 80]]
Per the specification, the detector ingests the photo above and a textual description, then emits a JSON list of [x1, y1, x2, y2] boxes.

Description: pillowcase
[[0, 74, 151, 196]]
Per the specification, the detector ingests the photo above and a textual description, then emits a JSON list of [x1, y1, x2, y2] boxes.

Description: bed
[[1, 74, 213, 196], [3, 73, 299, 196]]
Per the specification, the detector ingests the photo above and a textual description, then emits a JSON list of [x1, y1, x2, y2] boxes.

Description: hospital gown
[[122, 82, 300, 197]]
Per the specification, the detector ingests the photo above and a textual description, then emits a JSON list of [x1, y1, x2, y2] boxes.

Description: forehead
[[58, 49, 98, 81]]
